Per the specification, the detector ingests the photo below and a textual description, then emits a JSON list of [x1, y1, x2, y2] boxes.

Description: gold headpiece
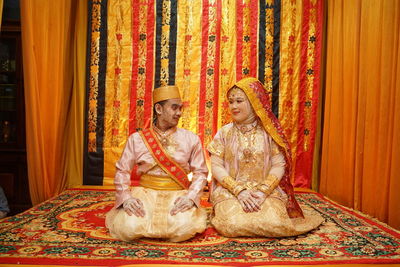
[[228, 86, 246, 99], [153, 85, 181, 104]]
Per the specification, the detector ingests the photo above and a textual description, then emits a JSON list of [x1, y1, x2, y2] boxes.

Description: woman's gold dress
[[208, 122, 324, 237]]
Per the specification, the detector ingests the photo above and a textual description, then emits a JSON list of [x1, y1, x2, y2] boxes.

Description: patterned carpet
[[0, 188, 399, 266]]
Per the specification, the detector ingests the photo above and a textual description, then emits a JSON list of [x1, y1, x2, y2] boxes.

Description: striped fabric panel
[[84, 0, 108, 185], [103, 0, 133, 185], [258, 0, 266, 84], [128, 0, 140, 134], [258, 1, 276, 109], [293, 0, 324, 187], [218, 0, 236, 128], [144, 0, 156, 128], [128, 0, 156, 134], [175, 0, 202, 135], [272, 0, 281, 117], [235, 0, 244, 81], [84, 0, 324, 188], [198, 0, 209, 144], [249, 0, 259, 78], [198, 0, 222, 145], [279, 0, 302, 184]]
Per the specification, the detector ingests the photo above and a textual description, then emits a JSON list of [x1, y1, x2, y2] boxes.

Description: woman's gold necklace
[[236, 121, 258, 163]]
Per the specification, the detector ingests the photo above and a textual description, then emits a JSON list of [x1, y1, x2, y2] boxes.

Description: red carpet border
[[0, 189, 399, 266]]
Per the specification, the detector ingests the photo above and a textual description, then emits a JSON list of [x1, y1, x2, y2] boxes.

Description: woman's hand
[[237, 190, 262, 212], [123, 197, 145, 217], [250, 190, 267, 206], [170, 195, 195, 216]]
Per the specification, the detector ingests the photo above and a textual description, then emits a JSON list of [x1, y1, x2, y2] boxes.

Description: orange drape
[[65, 1, 87, 188], [21, 0, 86, 205], [320, 0, 400, 230], [0, 0, 3, 29]]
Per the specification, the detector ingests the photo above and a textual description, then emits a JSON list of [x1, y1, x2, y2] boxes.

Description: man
[[106, 85, 208, 242]]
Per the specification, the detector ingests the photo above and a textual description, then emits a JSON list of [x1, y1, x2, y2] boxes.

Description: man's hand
[[170, 195, 195, 216], [123, 197, 145, 217], [237, 190, 262, 213]]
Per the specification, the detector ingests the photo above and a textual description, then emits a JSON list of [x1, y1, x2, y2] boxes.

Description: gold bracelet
[[221, 176, 245, 196], [244, 181, 257, 190], [257, 174, 281, 196], [232, 184, 246, 196], [257, 183, 272, 195]]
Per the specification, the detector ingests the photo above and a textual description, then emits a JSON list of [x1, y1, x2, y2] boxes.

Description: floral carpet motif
[[0, 189, 399, 266]]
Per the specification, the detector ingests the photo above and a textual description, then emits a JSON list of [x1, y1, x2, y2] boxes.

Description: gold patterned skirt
[[105, 187, 207, 242], [212, 197, 324, 237]]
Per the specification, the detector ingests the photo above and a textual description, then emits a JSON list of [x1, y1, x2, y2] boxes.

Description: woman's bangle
[[220, 176, 246, 196]]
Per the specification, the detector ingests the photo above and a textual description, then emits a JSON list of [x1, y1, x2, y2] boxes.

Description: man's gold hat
[[153, 85, 181, 104]]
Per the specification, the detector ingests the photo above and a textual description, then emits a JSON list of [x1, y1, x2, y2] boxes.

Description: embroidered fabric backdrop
[[84, 0, 323, 187]]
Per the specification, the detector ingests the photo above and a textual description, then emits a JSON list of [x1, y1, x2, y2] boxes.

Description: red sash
[[139, 128, 190, 189]]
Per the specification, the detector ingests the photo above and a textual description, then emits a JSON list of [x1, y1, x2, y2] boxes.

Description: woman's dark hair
[[153, 100, 167, 123]]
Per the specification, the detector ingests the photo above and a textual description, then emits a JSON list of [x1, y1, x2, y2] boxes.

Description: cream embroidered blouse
[[207, 121, 288, 204]]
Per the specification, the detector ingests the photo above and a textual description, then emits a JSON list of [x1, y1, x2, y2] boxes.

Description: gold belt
[[139, 174, 183, 190]]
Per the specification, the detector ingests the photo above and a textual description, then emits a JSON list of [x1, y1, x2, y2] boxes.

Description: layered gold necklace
[[235, 120, 258, 163]]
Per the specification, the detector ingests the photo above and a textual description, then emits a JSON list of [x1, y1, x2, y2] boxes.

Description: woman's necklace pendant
[[243, 148, 253, 163]]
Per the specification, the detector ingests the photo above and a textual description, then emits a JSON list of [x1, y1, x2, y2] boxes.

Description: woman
[[208, 77, 324, 237]]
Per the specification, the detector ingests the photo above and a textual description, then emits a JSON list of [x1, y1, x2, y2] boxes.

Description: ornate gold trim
[[257, 174, 280, 196], [221, 176, 245, 196]]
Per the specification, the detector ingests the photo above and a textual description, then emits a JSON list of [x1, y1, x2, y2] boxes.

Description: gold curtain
[[0, 0, 3, 29], [320, 0, 400, 229], [65, 1, 87, 188], [20, 0, 87, 205]]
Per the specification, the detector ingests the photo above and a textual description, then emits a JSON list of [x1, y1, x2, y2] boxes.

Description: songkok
[[153, 85, 181, 104]]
